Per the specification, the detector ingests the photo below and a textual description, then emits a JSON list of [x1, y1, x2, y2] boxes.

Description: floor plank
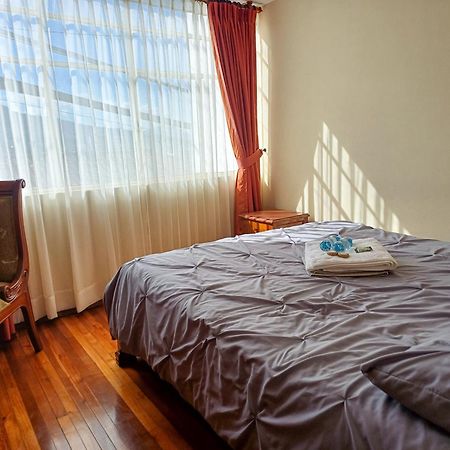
[[0, 354, 28, 449], [35, 326, 115, 450], [0, 306, 231, 450], [6, 339, 57, 450], [65, 314, 184, 450]]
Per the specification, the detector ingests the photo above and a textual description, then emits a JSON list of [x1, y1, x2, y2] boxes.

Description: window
[[0, 0, 234, 191]]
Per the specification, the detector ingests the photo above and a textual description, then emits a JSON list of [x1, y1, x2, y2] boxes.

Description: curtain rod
[[195, 0, 263, 13]]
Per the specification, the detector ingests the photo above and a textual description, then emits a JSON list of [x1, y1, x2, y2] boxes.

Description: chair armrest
[[0, 271, 28, 302]]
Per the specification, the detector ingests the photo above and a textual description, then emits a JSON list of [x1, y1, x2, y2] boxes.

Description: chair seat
[[0, 298, 9, 312]]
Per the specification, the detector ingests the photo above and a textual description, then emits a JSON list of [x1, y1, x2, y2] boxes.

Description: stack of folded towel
[[304, 238, 398, 277]]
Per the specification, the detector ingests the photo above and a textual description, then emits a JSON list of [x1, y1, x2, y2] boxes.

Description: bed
[[104, 221, 450, 449]]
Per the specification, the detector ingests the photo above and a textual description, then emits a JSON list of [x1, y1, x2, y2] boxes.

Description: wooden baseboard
[[13, 299, 104, 330]]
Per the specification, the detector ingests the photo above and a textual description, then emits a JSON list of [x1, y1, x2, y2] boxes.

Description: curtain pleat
[[0, 0, 235, 321]]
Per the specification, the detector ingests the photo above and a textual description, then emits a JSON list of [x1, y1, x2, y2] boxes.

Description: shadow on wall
[[297, 122, 410, 235]]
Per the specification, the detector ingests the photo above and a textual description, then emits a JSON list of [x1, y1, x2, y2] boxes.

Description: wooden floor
[[0, 306, 231, 450]]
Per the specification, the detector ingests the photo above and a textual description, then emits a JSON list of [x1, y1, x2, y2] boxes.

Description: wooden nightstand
[[239, 210, 310, 234]]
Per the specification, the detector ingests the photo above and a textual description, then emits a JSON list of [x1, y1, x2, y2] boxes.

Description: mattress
[[104, 221, 450, 449]]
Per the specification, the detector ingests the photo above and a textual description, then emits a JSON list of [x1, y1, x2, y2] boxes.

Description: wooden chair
[[0, 179, 42, 352]]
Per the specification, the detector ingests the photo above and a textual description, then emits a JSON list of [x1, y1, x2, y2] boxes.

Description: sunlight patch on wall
[[256, 20, 270, 201], [297, 122, 410, 235]]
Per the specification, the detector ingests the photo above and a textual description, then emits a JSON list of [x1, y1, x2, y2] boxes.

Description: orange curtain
[[207, 1, 262, 234]]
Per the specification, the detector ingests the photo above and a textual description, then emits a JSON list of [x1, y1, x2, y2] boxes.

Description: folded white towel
[[304, 238, 398, 277]]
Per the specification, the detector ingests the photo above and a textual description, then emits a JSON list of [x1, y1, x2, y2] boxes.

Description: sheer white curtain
[[0, 0, 235, 320]]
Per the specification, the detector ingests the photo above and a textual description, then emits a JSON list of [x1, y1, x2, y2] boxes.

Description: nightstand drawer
[[239, 210, 309, 234]]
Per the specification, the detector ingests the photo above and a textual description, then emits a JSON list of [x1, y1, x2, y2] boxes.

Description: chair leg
[[21, 293, 42, 352]]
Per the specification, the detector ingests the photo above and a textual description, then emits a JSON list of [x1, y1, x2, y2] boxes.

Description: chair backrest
[[0, 179, 28, 283]]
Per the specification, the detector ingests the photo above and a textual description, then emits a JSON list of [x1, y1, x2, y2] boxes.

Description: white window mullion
[[35, 0, 66, 189], [120, 1, 145, 184]]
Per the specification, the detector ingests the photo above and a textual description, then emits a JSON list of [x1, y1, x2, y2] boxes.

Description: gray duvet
[[104, 222, 450, 450]]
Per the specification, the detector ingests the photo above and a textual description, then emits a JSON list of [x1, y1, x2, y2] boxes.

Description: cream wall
[[258, 0, 450, 241]]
